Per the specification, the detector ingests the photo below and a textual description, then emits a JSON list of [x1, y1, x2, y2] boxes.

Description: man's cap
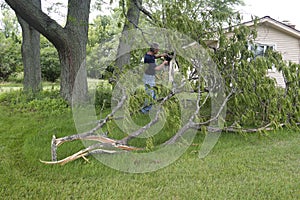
[[150, 42, 159, 49], [150, 42, 159, 51]]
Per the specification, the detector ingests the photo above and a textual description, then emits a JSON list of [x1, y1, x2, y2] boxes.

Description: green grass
[[0, 96, 299, 199], [0, 81, 60, 94]]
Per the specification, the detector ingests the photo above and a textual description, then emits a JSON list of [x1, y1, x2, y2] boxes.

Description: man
[[141, 43, 169, 113]]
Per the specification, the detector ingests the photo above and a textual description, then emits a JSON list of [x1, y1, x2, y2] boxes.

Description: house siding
[[205, 17, 300, 89], [252, 24, 300, 88], [255, 24, 300, 64]]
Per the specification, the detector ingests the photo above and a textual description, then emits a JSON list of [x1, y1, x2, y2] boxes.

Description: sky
[[237, 0, 300, 29], [41, 0, 110, 24], [1, 0, 300, 30]]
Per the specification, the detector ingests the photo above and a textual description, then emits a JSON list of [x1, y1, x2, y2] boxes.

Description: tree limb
[[5, 0, 67, 48], [41, 143, 118, 165], [53, 87, 127, 147]]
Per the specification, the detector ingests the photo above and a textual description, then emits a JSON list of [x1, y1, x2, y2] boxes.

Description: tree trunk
[[58, 0, 90, 103], [17, 0, 41, 93], [58, 43, 88, 104], [115, 0, 142, 72]]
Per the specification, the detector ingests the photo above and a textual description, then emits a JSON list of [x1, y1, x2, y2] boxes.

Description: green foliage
[[0, 9, 61, 83], [0, 32, 22, 81], [88, 15, 116, 47], [86, 14, 121, 79], [7, 72, 24, 83], [145, 136, 154, 151], [88, 0, 299, 133], [281, 61, 300, 125], [86, 42, 116, 79], [0, 6, 22, 81], [40, 36, 60, 82], [139, 0, 243, 41], [128, 85, 147, 114], [94, 81, 113, 110], [212, 24, 299, 129], [0, 89, 69, 115], [1, 7, 21, 39]]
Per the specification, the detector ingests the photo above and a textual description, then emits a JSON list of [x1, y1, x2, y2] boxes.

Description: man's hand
[[163, 60, 169, 65], [160, 53, 167, 57], [155, 53, 167, 58], [155, 60, 169, 71]]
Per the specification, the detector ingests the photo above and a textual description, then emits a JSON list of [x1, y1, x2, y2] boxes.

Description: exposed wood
[[51, 135, 57, 161], [42, 136, 143, 165], [41, 143, 117, 165]]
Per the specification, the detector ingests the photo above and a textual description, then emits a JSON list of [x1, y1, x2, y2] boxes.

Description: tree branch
[[41, 143, 119, 165], [5, 0, 67, 48], [118, 90, 177, 144], [133, 0, 154, 21]]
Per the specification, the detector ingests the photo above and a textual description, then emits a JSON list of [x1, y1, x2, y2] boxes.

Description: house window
[[249, 43, 276, 57]]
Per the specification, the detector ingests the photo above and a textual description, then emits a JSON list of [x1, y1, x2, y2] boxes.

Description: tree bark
[[59, 0, 90, 103], [17, 0, 42, 93], [115, 0, 142, 72], [5, 0, 90, 103]]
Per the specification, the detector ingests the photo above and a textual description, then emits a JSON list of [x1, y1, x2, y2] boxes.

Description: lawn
[[0, 82, 59, 94], [0, 79, 101, 94], [0, 91, 299, 199]]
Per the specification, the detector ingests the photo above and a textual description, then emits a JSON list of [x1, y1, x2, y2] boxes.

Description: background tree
[[0, 3, 20, 38], [0, 5, 22, 81], [86, 14, 120, 79], [5, 0, 91, 103], [16, 0, 42, 93], [40, 36, 60, 82], [115, 0, 142, 72]]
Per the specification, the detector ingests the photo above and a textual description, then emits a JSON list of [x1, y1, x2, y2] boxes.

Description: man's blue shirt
[[144, 54, 157, 75]]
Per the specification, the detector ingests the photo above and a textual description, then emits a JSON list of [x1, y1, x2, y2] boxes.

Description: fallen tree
[[40, 26, 299, 168]]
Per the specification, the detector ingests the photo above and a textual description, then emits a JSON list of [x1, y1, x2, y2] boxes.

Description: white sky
[[2, 1, 299, 30], [41, 0, 114, 24], [237, 0, 300, 29]]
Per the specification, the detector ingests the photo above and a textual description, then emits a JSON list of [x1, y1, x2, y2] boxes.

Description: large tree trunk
[[58, 0, 89, 103], [58, 43, 88, 103], [17, 0, 41, 93], [5, 0, 90, 103], [115, 0, 142, 72]]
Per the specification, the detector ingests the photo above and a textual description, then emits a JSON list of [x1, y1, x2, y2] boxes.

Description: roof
[[242, 16, 300, 39]]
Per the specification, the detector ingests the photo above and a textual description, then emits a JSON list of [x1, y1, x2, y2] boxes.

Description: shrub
[[0, 34, 22, 81], [40, 37, 60, 82], [7, 72, 24, 83], [94, 81, 112, 110], [0, 89, 69, 115]]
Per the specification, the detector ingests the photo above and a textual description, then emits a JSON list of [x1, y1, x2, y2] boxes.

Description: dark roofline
[[242, 16, 300, 34]]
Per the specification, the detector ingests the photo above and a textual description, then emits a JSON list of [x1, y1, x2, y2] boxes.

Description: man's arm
[[154, 53, 167, 59], [155, 60, 169, 71]]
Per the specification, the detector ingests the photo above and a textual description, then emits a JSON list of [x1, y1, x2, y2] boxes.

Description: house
[[245, 16, 300, 88], [244, 16, 300, 64], [207, 16, 300, 88]]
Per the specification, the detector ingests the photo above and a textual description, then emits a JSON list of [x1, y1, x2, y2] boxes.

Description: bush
[[94, 81, 112, 110], [0, 89, 69, 115], [7, 72, 24, 83], [0, 34, 23, 81], [40, 37, 60, 82]]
